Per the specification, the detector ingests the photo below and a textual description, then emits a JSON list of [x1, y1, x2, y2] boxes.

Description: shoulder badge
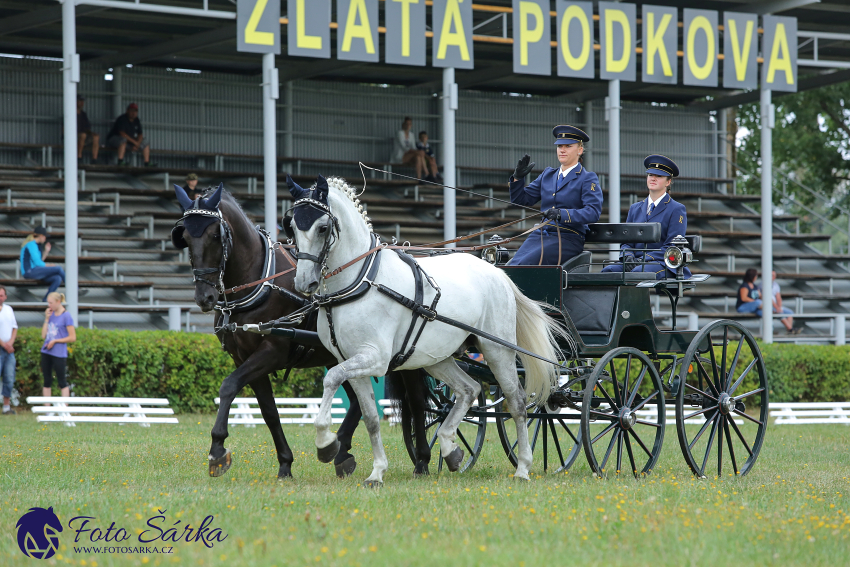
[[590, 182, 596, 191], [679, 215, 683, 223]]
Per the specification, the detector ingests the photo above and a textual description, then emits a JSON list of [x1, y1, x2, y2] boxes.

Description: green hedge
[[12, 327, 324, 413], [9, 328, 850, 412]]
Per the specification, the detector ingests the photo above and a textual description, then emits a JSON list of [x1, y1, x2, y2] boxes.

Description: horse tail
[[505, 276, 567, 407], [384, 370, 406, 422]]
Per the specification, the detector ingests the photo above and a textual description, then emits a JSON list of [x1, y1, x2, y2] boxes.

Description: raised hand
[[513, 154, 535, 181]]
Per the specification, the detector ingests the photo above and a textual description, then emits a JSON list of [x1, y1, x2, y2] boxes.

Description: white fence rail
[[769, 402, 850, 425]]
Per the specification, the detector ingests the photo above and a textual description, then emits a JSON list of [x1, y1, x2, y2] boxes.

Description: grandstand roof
[[1, 0, 849, 106]]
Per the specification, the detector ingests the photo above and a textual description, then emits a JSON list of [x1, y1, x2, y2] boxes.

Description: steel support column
[[607, 80, 621, 260], [761, 87, 774, 343], [442, 67, 457, 247], [262, 53, 278, 239], [62, 0, 79, 325], [283, 80, 293, 159]]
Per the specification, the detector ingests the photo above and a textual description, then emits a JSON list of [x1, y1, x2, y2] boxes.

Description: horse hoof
[[208, 448, 232, 478], [277, 464, 294, 480], [317, 439, 340, 463], [335, 456, 357, 478], [413, 462, 430, 477], [513, 474, 531, 482], [362, 480, 383, 489], [444, 447, 464, 472]]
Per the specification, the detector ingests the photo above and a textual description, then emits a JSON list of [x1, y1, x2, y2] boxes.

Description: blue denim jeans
[[0, 350, 15, 399], [737, 299, 763, 317], [24, 266, 65, 301]]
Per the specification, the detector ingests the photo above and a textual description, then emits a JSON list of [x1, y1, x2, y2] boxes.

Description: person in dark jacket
[[507, 125, 602, 266], [106, 102, 153, 166], [76, 95, 99, 162], [602, 154, 690, 280]]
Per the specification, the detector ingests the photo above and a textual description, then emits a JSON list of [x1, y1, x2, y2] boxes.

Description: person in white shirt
[[391, 117, 436, 182], [759, 269, 798, 334], [0, 286, 18, 415]]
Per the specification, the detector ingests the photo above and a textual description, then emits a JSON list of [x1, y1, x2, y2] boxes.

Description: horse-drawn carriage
[[174, 178, 767, 483], [407, 222, 768, 479]]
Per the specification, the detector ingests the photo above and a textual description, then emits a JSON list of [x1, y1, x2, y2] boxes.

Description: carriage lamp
[[482, 234, 509, 265], [664, 235, 693, 278]]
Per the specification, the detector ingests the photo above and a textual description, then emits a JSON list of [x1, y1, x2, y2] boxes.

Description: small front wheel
[[581, 348, 666, 478]]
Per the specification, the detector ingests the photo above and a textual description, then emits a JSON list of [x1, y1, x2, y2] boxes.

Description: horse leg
[[314, 353, 388, 485], [209, 342, 282, 478], [478, 343, 532, 480], [348, 375, 388, 487], [249, 374, 295, 479], [422, 359, 480, 472], [333, 380, 361, 478], [402, 370, 431, 476]]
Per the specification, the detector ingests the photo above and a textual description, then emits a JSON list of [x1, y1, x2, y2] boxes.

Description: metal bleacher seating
[[1, 143, 849, 339]]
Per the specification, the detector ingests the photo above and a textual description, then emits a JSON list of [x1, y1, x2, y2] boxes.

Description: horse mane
[[314, 176, 373, 233]]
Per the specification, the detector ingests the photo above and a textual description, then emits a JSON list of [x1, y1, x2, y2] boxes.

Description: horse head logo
[[16, 506, 63, 559]]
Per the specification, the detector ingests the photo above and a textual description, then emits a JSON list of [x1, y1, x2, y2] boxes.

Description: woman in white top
[[391, 117, 437, 182]]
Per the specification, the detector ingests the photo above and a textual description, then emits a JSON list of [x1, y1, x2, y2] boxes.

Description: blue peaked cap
[[644, 154, 680, 177]]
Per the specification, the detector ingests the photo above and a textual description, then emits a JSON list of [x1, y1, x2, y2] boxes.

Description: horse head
[[172, 182, 231, 312]]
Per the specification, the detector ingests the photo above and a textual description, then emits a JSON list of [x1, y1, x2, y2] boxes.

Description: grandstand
[[2, 0, 850, 342]]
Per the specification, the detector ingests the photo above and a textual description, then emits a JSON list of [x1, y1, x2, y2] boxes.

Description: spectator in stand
[[107, 102, 154, 167], [0, 286, 17, 415], [416, 131, 441, 183], [183, 173, 202, 200], [391, 117, 434, 182], [76, 95, 99, 163], [41, 292, 76, 399], [20, 227, 65, 302], [736, 268, 762, 317], [759, 269, 799, 334]]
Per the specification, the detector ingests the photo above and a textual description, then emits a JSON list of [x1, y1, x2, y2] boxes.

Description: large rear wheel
[[675, 320, 768, 478]]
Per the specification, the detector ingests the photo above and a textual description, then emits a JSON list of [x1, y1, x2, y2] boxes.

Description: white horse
[[287, 176, 566, 485]]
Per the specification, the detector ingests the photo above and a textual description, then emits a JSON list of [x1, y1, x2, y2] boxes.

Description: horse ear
[[286, 174, 307, 199], [204, 182, 224, 209], [314, 175, 329, 205], [174, 184, 193, 211]]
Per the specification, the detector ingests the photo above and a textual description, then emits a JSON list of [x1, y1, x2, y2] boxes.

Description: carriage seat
[[561, 251, 591, 273]]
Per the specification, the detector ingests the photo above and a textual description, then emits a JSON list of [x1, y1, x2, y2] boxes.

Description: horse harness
[[285, 194, 568, 371], [172, 204, 310, 345]]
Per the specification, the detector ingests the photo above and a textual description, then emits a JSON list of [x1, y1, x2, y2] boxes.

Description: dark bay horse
[[171, 183, 432, 478]]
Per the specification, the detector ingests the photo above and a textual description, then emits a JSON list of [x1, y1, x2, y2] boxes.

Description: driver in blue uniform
[[507, 125, 602, 266], [602, 154, 691, 280]]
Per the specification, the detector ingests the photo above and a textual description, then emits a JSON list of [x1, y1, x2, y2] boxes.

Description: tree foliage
[[735, 81, 850, 215]]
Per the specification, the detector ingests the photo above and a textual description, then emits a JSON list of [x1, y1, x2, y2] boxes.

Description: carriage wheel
[[404, 381, 487, 473], [581, 348, 665, 478], [494, 385, 583, 474], [675, 320, 768, 478]]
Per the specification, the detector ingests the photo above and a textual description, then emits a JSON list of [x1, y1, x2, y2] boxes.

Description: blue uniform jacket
[[509, 164, 602, 238], [621, 193, 691, 278]]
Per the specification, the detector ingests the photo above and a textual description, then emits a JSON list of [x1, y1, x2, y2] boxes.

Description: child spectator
[[41, 292, 76, 399], [416, 131, 441, 183]]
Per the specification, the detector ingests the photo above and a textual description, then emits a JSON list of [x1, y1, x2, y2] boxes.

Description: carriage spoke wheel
[[404, 380, 487, 474], [494, 385, 583, 474], [676, 320, 768, 478], [581, 348, 665, 478]]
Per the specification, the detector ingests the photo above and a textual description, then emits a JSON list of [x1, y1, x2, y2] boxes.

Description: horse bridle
[[283, 197, 340, 274], [173, 207, 233, 294]]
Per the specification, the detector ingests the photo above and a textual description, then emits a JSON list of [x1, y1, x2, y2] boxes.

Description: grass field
[[1, 411, 848, 567]]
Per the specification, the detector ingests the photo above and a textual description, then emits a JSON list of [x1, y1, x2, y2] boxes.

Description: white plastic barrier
[[214, 397, 345, 427], [769, 402, 850, 425], [26, 396, 178, 427]]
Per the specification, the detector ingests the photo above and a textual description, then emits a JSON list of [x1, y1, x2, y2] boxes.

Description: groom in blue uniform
[[508, 125, 602, 265], [602, 155, 691, 280]]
